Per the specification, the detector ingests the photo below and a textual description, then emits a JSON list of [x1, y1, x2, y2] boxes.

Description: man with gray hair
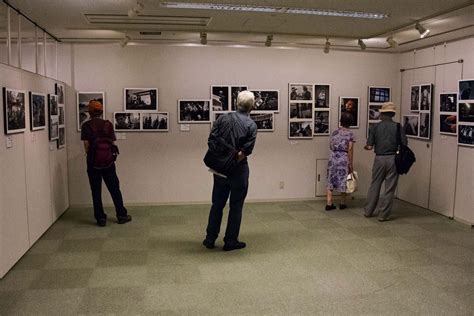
[[203, 91, 257, 251]]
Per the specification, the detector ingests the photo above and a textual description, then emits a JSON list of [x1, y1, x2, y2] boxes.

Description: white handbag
[[345, 171, 359, 194]]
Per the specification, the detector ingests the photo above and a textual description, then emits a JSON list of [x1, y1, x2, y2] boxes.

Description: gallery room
[[0, 0, 473, 314]]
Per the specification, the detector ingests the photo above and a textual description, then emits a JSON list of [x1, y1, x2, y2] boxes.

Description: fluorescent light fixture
[[200, 32, 207, 45], [415, 23, 430, 38], [161, 2, 389, 19], [386, 36, 398, 48], [358, 39, 366, 50], [324, 38, 330, 54], [265, 34, 273, 47]]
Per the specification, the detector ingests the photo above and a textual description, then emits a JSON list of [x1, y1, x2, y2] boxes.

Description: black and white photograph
[[250, 112, 274, 132], [314, 110, 330, 135], [49, 94, 58, 116], [440, 114, 457, 135], [403, 115, 419, 137], [459, 79, 474, 100], [231, 86, 247, 111], [212, 111, 231, 122], [440, 93, 457, 112], [289, 102, 312, 119], [211, 86, 229, 111], [368, 104, 382, 120], [289, 121, 313, 139], [314, 84, 330, 108], [29, 92, 46, 131], [49, 115, 59, 140], [58, 105, 65, 126], [3, 88, 26, 134], [142, 112, 169, 131], [289, 84, 313, 101], [114, 112, 141, 131], [419, 112, 431, 139], [411, 85, 420, 111], [55, 83, 65, 104], [178, 99, 211, 123], [251, 90, 279, 112], [420, 84, 432, 111], [339, 97, 359, 128], [124, 88, 158, 111], [458, 124, 474, 147], [369, 87, 391, 103], [77, 92, 105, 131], [57, 126, 66, 149], [459, 102, 474, 122]]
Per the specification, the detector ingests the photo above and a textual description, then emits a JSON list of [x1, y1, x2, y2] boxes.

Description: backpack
[[395, 123, 416, 174], [89, 120, 119, 169]]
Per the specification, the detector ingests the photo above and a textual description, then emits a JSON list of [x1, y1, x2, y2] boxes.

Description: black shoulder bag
[[395, 123, 416, 175]]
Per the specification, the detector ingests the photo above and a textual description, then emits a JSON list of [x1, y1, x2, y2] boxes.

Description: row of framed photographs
[[113, 112, 169, 132]]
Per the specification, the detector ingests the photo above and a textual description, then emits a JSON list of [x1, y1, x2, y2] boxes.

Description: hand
[[237, 151, 246, 162], [348, 164, 353, 173], [364, 145, 373, 150]]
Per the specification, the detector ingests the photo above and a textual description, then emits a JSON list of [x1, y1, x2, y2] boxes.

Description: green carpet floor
[[1, 199, 473, 315]]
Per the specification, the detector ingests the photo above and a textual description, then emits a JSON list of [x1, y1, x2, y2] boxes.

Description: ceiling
[[2, 0, 474, 52]]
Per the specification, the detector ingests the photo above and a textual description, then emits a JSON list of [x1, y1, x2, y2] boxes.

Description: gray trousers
[[364, 155, 399, 219]]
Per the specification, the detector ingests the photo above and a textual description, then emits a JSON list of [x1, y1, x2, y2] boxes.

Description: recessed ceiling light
[[161, 2, 389, 19]]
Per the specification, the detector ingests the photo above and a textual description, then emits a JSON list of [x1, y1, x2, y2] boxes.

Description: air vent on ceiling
[[84, 14, 211, 26], [139, 31, 163, 36]]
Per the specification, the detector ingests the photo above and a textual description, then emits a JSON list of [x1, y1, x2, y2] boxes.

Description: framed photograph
[[339, 97, 359, 128], [368, 104, 382, 121], [49, 115, 59, 140], [251, 89, 279, 112], [289, 102, 312, 119], [410, 85, 420, 111], [57, 126, 66, 149], [440, 93, 457, 113], [250, 111, 274, 132], [3, 88, 26, 134], [114, 112, 141, 131], [29, 92, 46, 131], [211, 86, 230, 111], [459, 102, 474, 123], [403, 115, 419, 137], [231, 86, 248, 111], [314, 110, 330, 135], [289, 121, 313, 139], [440, 114, 457, 135], [124, 88, 158, 111], [419, 112, 431, 139], [459, 79, 474, 100], [420, 84, 432, 111], [314, 84, 330, 108], [289, 84, 313, 101], [58, 105, 65, 126], [49, 94, 58, 116], [212, 111, 231, 122], [458, 124, 474, 147], [178, 99, 211, 123], [77, 92, 105, 131], [55, 83, 65, 105], [142, 112, 169, 131], [369, 87, 391, 103]]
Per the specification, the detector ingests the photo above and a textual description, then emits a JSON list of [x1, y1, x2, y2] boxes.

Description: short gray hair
[[237, 91, 255, 113]]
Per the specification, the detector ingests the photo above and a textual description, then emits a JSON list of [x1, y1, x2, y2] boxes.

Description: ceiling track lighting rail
[[2, 0, 60, 42]]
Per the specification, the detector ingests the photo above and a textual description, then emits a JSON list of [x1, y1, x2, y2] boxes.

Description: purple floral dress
[[327, 128, 355, 192]]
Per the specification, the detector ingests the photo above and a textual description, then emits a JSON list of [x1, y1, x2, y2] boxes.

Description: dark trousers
[[206, 164, 249, 243], [87, 163, 128, 222]]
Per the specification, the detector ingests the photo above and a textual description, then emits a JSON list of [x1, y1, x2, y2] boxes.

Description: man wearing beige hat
[[364, 102, 407, 221]]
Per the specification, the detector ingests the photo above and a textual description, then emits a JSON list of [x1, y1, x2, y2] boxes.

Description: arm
[[365, 124, 375, 150], [240, 123, 257, 158], [348, 141, 354, 172], [83, 140, 89, 155]]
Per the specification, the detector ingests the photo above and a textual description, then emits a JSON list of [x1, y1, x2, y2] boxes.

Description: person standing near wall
[[364, 102, 407, 222], [81, 101, 131, 227], [203, 91, 257, 251]]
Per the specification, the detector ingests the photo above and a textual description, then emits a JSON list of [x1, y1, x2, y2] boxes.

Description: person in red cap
[[81, 100, 131, 226]]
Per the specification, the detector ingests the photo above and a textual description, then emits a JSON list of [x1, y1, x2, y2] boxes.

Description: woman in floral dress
[[326, 112, 355, 210]]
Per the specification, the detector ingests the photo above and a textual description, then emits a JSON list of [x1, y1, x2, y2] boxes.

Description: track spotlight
[[324, 37, 330, 54], [120, 35, 131, 47], [358, 39, 366, 50], [265, 34, 273, 47], [386, 36, 398, 48], [128, 1, 144, 18], [415, 23, 430, 38], [200, 32, 207, 45]]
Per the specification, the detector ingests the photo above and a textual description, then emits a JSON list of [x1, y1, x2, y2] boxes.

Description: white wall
[[68, 44, 399, 206], [398, 37, 474, 224], [0, 63, 70, 278]]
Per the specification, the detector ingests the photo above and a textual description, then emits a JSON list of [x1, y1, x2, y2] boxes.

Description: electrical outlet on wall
[[6, 136, 13, 148], [279, 181, 284, 189]]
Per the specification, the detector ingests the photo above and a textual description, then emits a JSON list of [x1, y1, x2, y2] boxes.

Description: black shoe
[[325, 204, 336, 211], [117, 215, 132, 224], [223, 241, 246, 251], [96, 220, 106, 227], [202, 238, 215, 249], [339, 204, 347, 210]]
